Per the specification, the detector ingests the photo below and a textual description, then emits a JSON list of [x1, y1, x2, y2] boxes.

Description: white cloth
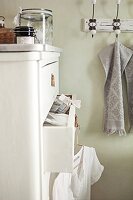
[[52, 146, 104, 200]]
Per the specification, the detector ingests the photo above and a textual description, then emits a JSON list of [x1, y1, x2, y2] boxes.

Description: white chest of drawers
[[0, 45, 75, 200]]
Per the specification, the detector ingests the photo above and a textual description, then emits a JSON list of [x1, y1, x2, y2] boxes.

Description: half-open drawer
[[43, 105, 75, 173]]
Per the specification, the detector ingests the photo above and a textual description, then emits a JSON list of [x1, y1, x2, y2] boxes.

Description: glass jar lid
[[20, 8, 53, 22], [21, 8, 52, 16]]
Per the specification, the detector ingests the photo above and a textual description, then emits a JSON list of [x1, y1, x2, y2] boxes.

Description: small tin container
[[0, 16, 15, 44], [0, 16, 5, 28], [14, 26, 35, 44]]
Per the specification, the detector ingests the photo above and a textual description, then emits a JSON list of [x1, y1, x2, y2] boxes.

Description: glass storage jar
[[19, 8, 53, 45]]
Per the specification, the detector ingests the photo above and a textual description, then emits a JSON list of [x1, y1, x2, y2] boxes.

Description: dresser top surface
[[0, 44, 62, 53]]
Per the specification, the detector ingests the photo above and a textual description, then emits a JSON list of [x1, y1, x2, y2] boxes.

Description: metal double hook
[[88, 0, 97, 38], [88, 0, 122, 38], [113, 0, 121, 38]]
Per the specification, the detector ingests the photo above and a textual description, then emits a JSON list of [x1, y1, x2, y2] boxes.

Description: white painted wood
[[40, 52, 60, 66], [0, 59, 41, 200], [39, 52, 60, 200], [40, 59, 59, 125], [0, 44, 62, 53], [0, 50, 61, 200], [81, 18, 133, 33], [43, 105, 75, 173], [67, 104, 76, 127], [0, 52, 40, 61]]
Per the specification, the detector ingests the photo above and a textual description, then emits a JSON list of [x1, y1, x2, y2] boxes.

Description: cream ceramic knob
[[91, 0, 96, 4], [116, 0, 121, 4], [115, 29, 121, 35], [91, 29, 96, 37]]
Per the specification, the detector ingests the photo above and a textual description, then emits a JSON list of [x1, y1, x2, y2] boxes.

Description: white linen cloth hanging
[[99, 41, 133, 135], [52, 146, 104, 200]]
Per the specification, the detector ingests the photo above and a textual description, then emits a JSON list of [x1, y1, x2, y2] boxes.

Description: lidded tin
[[0, 16, 5, 28], [14, 26, 35, 44], [19, 8, 53, 45], [0, 16, 15, 44]]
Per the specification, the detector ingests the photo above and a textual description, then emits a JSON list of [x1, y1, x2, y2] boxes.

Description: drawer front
[[43, 105, 76, 173], [40, 52, 60, 66], [40, 61, 59, 124]]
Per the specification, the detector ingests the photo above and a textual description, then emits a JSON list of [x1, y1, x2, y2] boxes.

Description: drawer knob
[[51, 74, 55, 87]]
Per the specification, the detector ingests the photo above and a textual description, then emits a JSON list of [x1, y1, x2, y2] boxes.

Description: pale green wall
[[1, 0, 133, 199]]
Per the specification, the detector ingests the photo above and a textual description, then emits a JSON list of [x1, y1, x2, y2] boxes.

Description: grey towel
[[99, 41, 133, 135], [125, 48, 133, 130]]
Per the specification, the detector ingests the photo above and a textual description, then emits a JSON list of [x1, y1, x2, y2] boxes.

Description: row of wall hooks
[[81, 0, 133, 37]]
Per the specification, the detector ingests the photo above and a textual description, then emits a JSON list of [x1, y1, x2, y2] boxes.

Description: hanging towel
[[124, 49, 133, 131], [99, 41, 133, 135]]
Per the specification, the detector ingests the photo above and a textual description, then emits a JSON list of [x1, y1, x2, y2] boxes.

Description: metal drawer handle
[[51, 74, 55, 87]]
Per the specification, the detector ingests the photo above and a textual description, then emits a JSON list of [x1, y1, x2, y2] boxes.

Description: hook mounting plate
[[81, 18, 133, 33]]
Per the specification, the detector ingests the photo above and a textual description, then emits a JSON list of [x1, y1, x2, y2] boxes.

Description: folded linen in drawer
[[43, 105, 75, 173], [44, 112, 69, 126]]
